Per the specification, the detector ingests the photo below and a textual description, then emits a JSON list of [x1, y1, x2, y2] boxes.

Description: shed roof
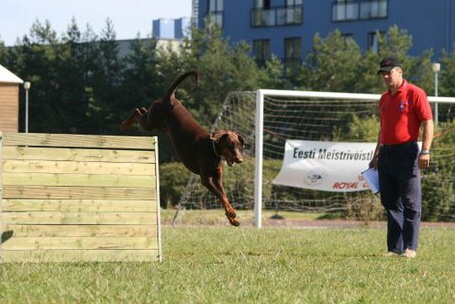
[[0, 64, 23, 84]]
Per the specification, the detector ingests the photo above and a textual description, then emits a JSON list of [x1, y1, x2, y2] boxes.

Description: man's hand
[[418, 153, 430, 169], [369, 155, 379, 169]]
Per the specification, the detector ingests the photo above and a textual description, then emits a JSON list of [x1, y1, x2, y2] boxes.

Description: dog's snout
[[236, 155, 243, 163], [234, 149, 243, 164]]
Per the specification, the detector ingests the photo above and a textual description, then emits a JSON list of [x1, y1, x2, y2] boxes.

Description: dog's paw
[[121, 116, 135, 130], [228, 217, 240, 227], [225, 210, 240, 227], [225, 209, 236, 218]]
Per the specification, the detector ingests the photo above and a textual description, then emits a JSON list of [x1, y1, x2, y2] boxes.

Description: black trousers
[[378, 142, 421, 253]]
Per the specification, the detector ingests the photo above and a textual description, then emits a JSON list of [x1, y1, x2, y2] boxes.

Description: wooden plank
[[2, 132, 156, 150], [2, 211, 158, 225], [2, 224, 157, 237], [2, 185, 156, 200], [2, 159, 155, 175], [1, 249, 160, 263], [2, 199, 155, 212], [1, 236, 157, 250], [2, 172, 155, 187], [2, 146, 156, 163]]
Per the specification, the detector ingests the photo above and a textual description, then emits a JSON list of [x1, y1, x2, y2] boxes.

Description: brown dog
[[121, 71, 245, 226]]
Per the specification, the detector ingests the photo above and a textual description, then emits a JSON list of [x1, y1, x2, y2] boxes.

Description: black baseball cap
[[377, 57, 401, 74]]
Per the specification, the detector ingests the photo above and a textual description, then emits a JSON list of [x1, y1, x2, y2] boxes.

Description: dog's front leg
[[200, 174, 240, 227]]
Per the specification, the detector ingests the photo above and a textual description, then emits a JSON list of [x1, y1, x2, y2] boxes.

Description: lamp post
[[432, 63, 440, 126], [24, 81, 31, 133]]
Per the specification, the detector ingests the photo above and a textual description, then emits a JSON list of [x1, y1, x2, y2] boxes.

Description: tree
[[0, 39, 5, 61], [86, 18, 125, 134], [297, 26, 435, 96], [437, 50, 455, 122], [12, 20, 67, 133], [174, 19, 265, 126], [300, 30, 363, 92], [257, 55, 292, 90], [121, 36, 160, 113], [55, 18, 90, 133]]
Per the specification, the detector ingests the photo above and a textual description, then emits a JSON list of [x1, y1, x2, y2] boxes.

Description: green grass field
[[1, 212, 454, 303]]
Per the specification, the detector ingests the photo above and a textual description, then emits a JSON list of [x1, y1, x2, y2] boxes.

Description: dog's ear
[[210, 131, 217, 141], [211, 130, 228, 143], [236, 132, 246, 148]]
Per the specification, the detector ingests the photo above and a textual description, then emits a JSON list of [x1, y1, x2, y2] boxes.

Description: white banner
[[273, 140, 376, 192]]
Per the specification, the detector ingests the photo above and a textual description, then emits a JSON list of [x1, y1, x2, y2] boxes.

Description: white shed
[[0, 64, 23, 132]]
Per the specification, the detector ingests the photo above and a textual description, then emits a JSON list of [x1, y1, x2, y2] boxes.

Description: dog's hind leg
[[121, 107, 148, 130]]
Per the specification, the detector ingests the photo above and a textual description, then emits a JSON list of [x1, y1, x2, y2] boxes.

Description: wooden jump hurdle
[[0, 132, 161, 262]]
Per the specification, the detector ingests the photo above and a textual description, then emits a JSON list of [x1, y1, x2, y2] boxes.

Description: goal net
[[178, 90, 455, 227]]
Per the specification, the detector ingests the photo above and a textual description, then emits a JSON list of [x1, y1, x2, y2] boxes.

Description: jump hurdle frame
[[0, 132, 162, 263]]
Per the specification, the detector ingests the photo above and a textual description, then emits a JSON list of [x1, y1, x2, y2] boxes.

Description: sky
[[0, 0, 192, 46]]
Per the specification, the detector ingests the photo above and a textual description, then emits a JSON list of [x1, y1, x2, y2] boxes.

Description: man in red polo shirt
[[370, 57, 434, 258]]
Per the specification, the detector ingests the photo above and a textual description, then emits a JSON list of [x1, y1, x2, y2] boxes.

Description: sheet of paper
[[361, 167, 380, 194]]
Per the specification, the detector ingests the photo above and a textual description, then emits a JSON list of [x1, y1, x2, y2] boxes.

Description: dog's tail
[[164, 70, 199, 105]]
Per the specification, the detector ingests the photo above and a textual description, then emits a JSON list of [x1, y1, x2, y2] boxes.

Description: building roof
[[0, 64, 23, 84]]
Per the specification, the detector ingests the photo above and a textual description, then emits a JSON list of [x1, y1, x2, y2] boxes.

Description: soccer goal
[[178, 89, 455, 228]]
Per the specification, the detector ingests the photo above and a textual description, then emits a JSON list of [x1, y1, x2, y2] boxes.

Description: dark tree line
[[1, 20, 455, 163]]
